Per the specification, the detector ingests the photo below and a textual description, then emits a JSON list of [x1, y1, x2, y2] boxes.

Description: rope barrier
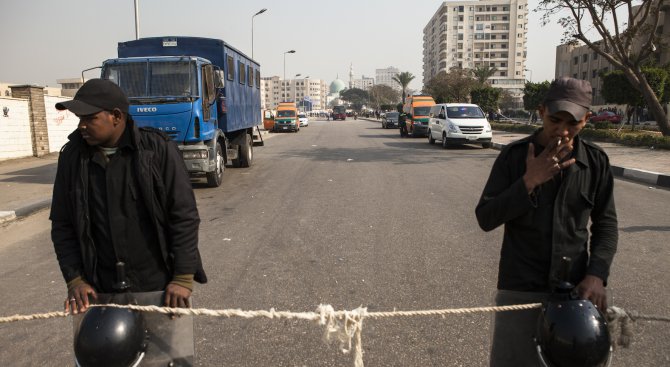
[[1, 303, 668, 367]]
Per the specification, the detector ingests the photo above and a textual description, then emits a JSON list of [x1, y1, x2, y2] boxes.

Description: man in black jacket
[[51, 79, 207, 315], [475, 77, 618, 366]]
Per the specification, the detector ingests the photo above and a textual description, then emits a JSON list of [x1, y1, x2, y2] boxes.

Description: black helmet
[[74, 305, 148, 367], [535, 298, 612, 367], [534, 257, 612, 367]]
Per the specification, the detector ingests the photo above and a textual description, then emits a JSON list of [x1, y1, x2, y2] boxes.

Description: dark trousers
[[489, 290, 550, 367]]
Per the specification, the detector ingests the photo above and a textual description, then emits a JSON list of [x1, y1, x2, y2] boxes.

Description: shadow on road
[[0, 164, 58, 184], [620, 225, 670, 233]]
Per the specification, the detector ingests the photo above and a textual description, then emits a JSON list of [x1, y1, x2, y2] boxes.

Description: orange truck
[[274, 102, 300, 132], [403, 95, 436, 137]]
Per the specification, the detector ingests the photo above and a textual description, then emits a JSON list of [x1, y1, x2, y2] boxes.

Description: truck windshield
[[103, 61, 198, 102], [277, 110, 296, 117], [446, 106, 485, 118], [413, 107, 432, 116]]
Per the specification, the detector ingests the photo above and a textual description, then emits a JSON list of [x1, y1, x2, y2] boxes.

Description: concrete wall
[[45, 96, 79, 152], [0, 97, 33, 160]]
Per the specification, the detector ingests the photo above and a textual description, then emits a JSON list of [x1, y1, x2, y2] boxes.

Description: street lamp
[[524, 68, 533, 83], [283, 50, 295, 101], [251, 8, 267, 59]]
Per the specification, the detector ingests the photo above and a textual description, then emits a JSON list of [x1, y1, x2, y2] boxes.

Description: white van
[[427, 103, 493, 148]]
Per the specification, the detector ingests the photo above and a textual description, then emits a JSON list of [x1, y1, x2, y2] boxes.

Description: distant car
[[382, 112, 399, 129], [590, 111, 622, 124], [298, 113, 309, 127]]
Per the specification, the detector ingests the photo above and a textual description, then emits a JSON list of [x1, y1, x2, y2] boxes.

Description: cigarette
[[557, 137, 562, 146]]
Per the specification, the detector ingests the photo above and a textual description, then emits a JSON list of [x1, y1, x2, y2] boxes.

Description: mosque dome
[[329, 79, 346, 94]]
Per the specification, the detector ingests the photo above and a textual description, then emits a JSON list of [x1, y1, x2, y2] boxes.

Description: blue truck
[[100, 36, 262, 187]]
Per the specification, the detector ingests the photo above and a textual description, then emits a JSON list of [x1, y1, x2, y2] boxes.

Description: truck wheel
[[206, 141, 224, 187], [428, 131, 436, 145], [238, 133, 253, 168]]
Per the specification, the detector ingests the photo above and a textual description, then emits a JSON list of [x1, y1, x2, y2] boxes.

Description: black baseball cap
[[543, 77, 592, 121], [55, 79, 129, 115]]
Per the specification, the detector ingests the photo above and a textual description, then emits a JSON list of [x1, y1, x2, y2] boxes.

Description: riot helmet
[[74, 297, 147, 367], [534, 257, 612, 367]]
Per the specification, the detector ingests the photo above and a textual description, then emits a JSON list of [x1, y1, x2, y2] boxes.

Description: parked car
[[590, 111, 622, 124], [427, 103, 492, 148], [382, 112, 399, 129], [298, 113, 309, 127]]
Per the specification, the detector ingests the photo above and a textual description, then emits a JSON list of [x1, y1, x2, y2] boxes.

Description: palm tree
[[471, 65, 498, 85], [392, 72, 415, 104]]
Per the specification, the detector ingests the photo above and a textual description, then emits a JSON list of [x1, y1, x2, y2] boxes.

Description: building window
[[459, 15, 464, 21], [582, 71, 587, 79], [518, 15, 523, 19], [592, 69, 598, 78], [500, 71, 506, 76], [582, 54, 588, 62], [573, 56, 579, 65], [593, 53, 598, 60], [459, 5, 464, 12], [476, 24, 483, 30]]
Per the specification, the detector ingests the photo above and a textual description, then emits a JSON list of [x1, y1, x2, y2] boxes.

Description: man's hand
[[65, 282, 97, 314], [164, 283, 192, 308], [576, 275, 608, 310], [523, 138, 576, 193]]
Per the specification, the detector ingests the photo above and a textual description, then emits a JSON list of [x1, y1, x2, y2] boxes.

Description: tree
[[368, 85, 400, 108], [424, 68, 478, 103], [392, 72, 415, 104], [339, 88, 369, 111], [471, 65, 498, 85], [523, 81, 552, 112], [601, 67, 668, 128], [471, 87, 502, 113], [537, 0, 670, 135]]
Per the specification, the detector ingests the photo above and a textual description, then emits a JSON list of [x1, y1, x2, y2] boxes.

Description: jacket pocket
[[568, 191, 594, 230]]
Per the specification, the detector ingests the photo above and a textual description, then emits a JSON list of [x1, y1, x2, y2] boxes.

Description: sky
[[0, 0, 565, 91]]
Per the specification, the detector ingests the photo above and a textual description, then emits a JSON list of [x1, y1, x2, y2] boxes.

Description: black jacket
[[50, 119, 207, 288], [475, 132, 617, 291]]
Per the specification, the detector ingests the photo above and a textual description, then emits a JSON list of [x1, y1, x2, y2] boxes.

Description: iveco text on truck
[[100, 36, 262, 187]]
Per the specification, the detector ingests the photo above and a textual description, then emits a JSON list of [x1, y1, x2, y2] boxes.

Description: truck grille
[[460, 126, 484, 134]]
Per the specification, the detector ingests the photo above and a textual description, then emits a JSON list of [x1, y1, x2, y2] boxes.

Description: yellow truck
[[274, 102, 300, 132], [403, 95, 436, 137]]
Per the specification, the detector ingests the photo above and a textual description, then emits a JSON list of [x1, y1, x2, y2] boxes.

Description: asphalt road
[[1, 118, 668, 366]]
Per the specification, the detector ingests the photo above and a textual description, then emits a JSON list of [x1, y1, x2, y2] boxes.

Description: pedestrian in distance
[[50, 79, 207, 315], [398, 107, 408, 137], [475, 77, 618, 366]]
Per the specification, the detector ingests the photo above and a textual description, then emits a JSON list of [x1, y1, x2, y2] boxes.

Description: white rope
[[1, 303, 668, 367]]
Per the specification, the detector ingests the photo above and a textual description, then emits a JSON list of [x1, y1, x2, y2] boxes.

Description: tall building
[[260, 76, 328, 111], [375, 66, 402, 92], [423, 0, 529, 102], [351, 76, 375, 90]]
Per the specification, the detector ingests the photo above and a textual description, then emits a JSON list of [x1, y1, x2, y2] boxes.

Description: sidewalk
[[0, 128, 667, 225]]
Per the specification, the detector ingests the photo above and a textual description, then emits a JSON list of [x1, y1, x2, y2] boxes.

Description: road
[[1, 117, 668, 366]]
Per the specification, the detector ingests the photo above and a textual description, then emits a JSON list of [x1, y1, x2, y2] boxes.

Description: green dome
[[329, 79, 346, 94]]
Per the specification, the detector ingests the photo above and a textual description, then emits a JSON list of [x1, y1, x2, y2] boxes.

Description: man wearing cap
[[50, 79, 207, 315], [475, 77, 618, 366]]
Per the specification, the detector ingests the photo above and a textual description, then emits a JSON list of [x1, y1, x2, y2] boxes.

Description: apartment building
[[375, 66, 402, 92], [261, 76, 328, 111], [351, 76, 375, 91], [423, 0, 529, 101], [555, 2, 670, 106]]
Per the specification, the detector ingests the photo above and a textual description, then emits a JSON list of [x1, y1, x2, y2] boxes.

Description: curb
[[0, 198, 51, 225], [491, 143, 670, 189]]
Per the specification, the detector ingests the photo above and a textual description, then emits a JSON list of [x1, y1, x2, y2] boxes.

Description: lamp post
[[524, 68, 533, 83], [251, 8, 267, 59], [283, 50, 295, 102], [134, 0, 140, 40]]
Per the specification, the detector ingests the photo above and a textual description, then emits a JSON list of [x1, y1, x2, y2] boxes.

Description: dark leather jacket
[[50, 119, 207, 288], [475, 132, 617, 290]]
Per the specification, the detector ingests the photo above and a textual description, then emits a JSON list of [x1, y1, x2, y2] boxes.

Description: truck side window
[[226, 55, 234, 81], [239, 61, 246, 85], [256, 70, 261, 89], [202, 65, 216, 120], [248, 66, 253, 87]]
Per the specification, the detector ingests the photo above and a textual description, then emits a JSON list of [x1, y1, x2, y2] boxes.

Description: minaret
[[349, 63, 354, 89]]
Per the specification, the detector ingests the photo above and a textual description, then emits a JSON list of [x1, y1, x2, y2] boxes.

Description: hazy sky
[[0, 0, 564, 91]]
